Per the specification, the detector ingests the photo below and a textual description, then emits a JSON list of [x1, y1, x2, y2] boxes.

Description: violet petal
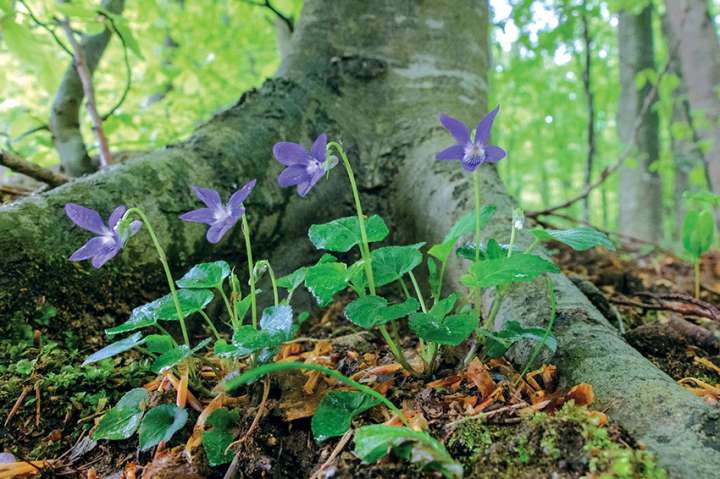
[[65, 204, 107, 235], [439, 114, 470, 144]]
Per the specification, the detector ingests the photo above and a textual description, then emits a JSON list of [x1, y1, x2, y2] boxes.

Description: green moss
[[448, 402, 667, 479]]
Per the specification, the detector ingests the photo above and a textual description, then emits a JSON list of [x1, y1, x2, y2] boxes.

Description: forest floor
[[1, 239, 719, 478]]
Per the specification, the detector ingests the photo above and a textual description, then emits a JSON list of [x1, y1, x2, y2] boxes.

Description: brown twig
[[4, 385, 32, 427], [243, 0, 294, 32], [637, 292, 720, 320], [60, 18, 112, 168], [0, 150, 68, 187], [223, 377, 270, 479], [610, 293, 720, 322], [310, 429, 353, 479]]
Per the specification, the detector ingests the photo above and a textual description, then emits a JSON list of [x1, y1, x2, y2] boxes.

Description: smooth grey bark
[[48, 0, 124, 177], [1, 1, 719, 477], [617, 5, 663, 242], [665, 0, 720, 196], [662, 14, 708, 238]]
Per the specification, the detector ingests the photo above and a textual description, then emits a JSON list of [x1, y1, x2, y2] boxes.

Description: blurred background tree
[[1, 0, 719, 247]]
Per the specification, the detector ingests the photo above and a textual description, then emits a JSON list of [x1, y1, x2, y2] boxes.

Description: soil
[[4, 240, 717, 478]]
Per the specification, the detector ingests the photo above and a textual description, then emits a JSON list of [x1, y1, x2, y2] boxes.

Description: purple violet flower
[[65, 204, 142, 268], [273, 133, 334, 197], [179, 180, 257, 244], [436, 106, 507, 172]]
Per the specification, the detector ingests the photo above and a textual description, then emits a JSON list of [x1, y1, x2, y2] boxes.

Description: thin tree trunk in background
[[581, 0, 595, 223], [662, 14, 708, 239], [665, 0, 720, 196], [617, 5, 663, 242]]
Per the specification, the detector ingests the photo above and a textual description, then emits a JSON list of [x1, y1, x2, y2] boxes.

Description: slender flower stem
[[398, 278, 412, 299], [484, 287, 506, 330], [518, 279, 557, 381], [218, 287, 237, 329], [328, 141, 376, 295], [225, 361, 410, 427], [328, 141, 417, 375], [524, 238, 540, 254], [694, 260, 701, 299], [266, 262, 280, 307], [472, 170, 483, 326], [199, 310, 221, 340], [408, 271, 428, 313], [507, 226, 517, 258], [124, 208, 189, 347], [241, 215, 258, 329]]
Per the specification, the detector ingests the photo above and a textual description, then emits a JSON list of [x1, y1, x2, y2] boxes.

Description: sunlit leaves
[[139, 404, 188, 451], [353, 425, 462, 478], [531, 226, 615, 251], [461, 254, 559, 289], [304, 256, 348, 306], [202, 408, 240, 466], [311, 391, 380, 442], [682, 209, 715, 259], [93, 388, 148, 441], [82, 332, 144, 366], [309, 215, 389, 252], [478, 320, 557, 358], [370, 243, 424, 287], [177, 261, 230, 289], [344, 296, 420, 329]]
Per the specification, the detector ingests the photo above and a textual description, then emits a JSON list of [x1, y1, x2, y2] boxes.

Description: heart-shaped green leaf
[[139, 404, 188, 451], [308, 215, 389, 252], [531, 226, 615, 251], [304, 259, 348, 306], [478, 320, 557, 358], [214, 338, 253, 358], [259, 304, 293, 340], [429, 206, 496, 263], [176, 261, 231, 289], [277, 267, 307, 295], [344, 296, 420, 329], [461, 254, 559, 289], [145, 334, 175, 354], [409, 312, 475, 346], [683, 209, 715, 259], [202, 408, 240, 466], [354, 425, 462, 478], [82, 332, 144, 366], [93, 388, 148, 441], [370, 243, 424, 287], [151, 338, 211, 373], [311, 391, 381, 442]]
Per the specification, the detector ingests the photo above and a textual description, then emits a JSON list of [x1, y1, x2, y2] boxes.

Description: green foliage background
[[1, 0, 719, 245]]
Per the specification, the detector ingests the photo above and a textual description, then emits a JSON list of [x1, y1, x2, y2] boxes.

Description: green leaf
[[234, 295, 253, 323], [308, 215, 389, 252], [304, 260, 348, 306], [277, 267, 307, 294], [214, 338, 252, 358], [177, 261, 230, 289], [111, 16, 144, 59], [683, 209, 715, 259], [354, 425, 462, 479], [82, 332, 144, 366], [139, 404, 188, 451], [0, 18, 59, 93], [429, 293, 459, 320], [371, 243, 424, 287], [259, 304, 293, 340], [93, 388, 148, 441], [202, 408, 240, 466], [145, 334, 175, 354], [311, 391, 381, 442], [151, 338, 211, 373], [456, 239, 510, 261], [461, 254, 559, 288], [344, 296, 420, 329], [478, 320, 557, 358], [531, 226, 615, 251], [106, 290, 214, 335], [429, 206, 496, 263], [409, 312, 475, 345], [427, 258, 440, 296]]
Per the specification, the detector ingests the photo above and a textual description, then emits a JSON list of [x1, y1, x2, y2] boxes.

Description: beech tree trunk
[[617, 5, 663, 242], [665, 0, 720, 196], [1, 1, 719, 477]]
